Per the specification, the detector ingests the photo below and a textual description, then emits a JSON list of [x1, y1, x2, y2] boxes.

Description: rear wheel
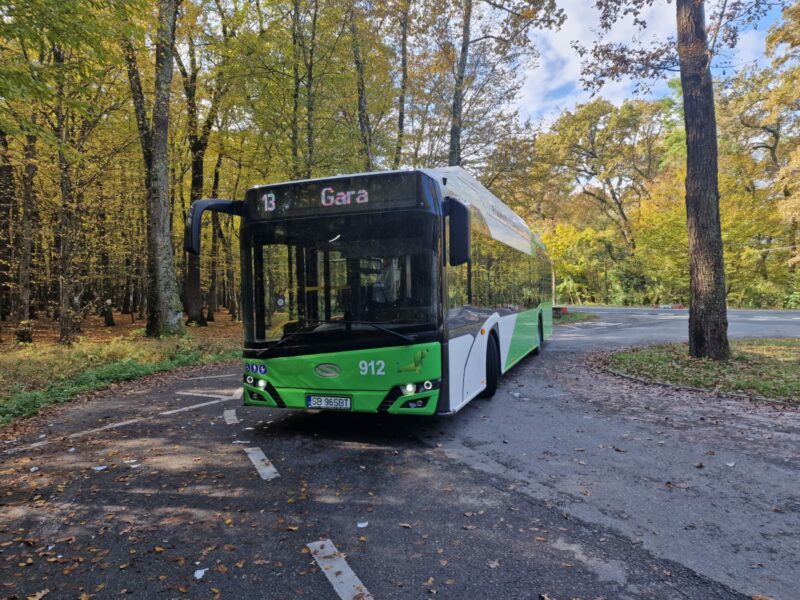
[[481, 335, 500, 398]]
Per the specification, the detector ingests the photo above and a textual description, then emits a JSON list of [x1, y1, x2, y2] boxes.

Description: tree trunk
[[184, 148, 207, 325], [291, 0, 302, 179], [0, 130, 15, 321], [16, 134, 36, 325], [350, 9, 373, 171], [207, 152, 223, 321], [56, 147, 80, 343], [393, 1, 411, 169], [223, 213, 238, 320], [174, 27, 226, 327], [122, 256, 133, 314], [676, 0, 729, 360], [147, 0, 184, 337], [448, 0, 472, 167], [305, 0, 319, 178], [53, 46, 81, 345]]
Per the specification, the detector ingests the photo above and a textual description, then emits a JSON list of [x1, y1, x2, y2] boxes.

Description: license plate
[[306, 395, 351, 410]]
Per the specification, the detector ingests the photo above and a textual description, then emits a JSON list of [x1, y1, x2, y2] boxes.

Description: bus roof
[[420, 167, 535, 255]]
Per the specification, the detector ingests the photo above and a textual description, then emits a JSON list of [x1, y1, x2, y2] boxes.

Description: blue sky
[[518, 1, 785, 123]]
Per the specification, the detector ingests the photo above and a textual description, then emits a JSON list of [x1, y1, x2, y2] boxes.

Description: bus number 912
[[359, 360, 385, 376]]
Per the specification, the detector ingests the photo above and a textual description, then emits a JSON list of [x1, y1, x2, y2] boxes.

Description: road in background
[[2, 307, 798, 599], [566, 306, 800, 344]]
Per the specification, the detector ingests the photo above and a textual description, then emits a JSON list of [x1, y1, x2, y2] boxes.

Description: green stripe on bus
[[504, 308, 540, 371]]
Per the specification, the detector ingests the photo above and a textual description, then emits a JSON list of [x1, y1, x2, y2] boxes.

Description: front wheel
[[480, 335, 500, 399]]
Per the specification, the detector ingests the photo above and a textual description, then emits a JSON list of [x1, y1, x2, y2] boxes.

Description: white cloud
[[721, 28, 768, 70], [516, 0, 772, 124]]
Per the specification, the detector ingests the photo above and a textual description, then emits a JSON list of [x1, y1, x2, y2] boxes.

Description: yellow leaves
[[26, 590, 49, 600]]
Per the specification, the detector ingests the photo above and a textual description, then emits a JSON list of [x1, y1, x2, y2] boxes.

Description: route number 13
[[359, 360, 385, 375]]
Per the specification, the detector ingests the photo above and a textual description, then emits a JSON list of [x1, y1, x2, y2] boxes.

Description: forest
[[0, 0, 798, 345]]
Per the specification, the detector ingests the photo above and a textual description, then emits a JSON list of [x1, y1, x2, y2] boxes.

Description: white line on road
[[223, 409, 239, 425], [187, 374, 239, 380], [159, 396, 233, 415], [242, 446, 279, 481], [175, 391, 234, 399], [68, 418, 145, 439], [4, 389, 244, 455], [307, 539, 373, 600]]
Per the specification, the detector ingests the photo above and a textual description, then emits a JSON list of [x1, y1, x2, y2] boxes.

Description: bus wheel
[[480, 335, 500, 399], [533, 316, 543, 355]]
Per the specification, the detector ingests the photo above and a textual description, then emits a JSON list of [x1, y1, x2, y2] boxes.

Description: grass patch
[[609, 338, 800, 402], [0, 321, 242, 425], [554, 311, 598, 325]]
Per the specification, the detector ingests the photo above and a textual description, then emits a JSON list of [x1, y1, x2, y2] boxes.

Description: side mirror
[[446, 197, 470, 266], [184, 199, 243, 255]]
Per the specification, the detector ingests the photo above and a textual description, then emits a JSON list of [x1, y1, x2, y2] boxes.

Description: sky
[[518, 1, 785, 123]]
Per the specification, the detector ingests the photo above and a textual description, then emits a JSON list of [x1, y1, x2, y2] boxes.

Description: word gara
[[321, 187, 369, 207]]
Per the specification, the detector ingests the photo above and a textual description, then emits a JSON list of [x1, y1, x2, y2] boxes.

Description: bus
[[185, 166, 552, 415]]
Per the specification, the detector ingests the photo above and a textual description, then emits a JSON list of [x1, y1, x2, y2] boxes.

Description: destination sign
[[246, 172, 426, 218]]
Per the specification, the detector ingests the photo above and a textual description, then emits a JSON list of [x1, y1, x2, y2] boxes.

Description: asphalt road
[[2, 307, 799, 600]]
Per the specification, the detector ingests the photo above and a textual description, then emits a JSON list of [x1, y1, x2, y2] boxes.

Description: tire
[[533, 316, 544, 355], [480, 334, 500, 399]]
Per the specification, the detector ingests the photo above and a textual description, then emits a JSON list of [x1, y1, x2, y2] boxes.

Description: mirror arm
[[184, 199, 243, 255]]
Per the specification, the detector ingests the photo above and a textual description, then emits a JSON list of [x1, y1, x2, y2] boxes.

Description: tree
[[767, 2, 800, 287], [446, 0, 564, 166], [349, 4, 373, 171], [174, 0, 233, 326], [0, 130, 14, 322], [123, 0, 184, 337], [393, 0, 412, 168], [577, 0, 782, 359]]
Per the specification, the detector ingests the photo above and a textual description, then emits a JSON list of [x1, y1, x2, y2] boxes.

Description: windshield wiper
[[254, 331, 307, 356], [321, 319, 418, 343]]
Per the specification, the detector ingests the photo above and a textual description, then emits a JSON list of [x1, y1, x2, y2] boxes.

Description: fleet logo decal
[[244, 363, 268, 375], [397, 349, 429, 374], [315, 363, 341, 378]]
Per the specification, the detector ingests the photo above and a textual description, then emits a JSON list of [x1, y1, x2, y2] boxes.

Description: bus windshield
[[242, 210, 439, 346]]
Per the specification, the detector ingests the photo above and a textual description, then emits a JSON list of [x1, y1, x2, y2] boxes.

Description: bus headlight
[[401, 383, 416, 396], [245, 375, 254, 385], [257, 379, 267, 389], [423, 380, 433, 390]]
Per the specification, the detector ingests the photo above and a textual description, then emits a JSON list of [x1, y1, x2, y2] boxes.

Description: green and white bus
[[185, 167, 552, 415]]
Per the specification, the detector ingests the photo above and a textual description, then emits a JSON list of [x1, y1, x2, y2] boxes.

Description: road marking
[[223, 409, 239, 425], [175, 391, 234, 399], [159, 396, 233, 415], [68, 418, 144, 439], [243, 446, 279, 481], [307, 539, 373, 600], [4, 389, 244, 454], [187, 374, 239, 380]]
